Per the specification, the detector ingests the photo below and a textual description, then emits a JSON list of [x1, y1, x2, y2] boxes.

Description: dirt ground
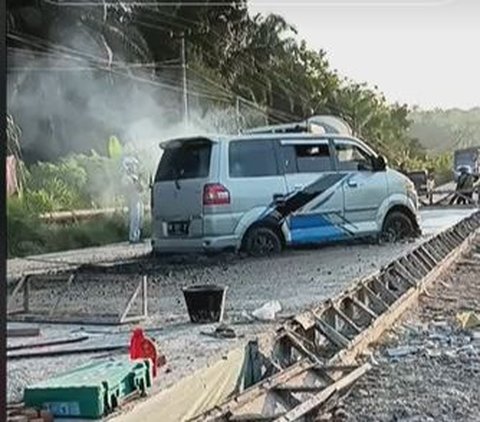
[[6, 209, 476, 404], [341, 248, 480, 422]]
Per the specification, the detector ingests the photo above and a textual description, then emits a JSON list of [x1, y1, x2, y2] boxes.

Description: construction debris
[[7, 335, 89, 352], [201, 324, 238, 339], [8, 343, 127, 360], [7, 405, 53, 422], [344, 237, 480, 421], [251, 300, 282, 321], [7, 327, 41, 338], [456, 311, 480, 329], [191, 211, 480, 421]]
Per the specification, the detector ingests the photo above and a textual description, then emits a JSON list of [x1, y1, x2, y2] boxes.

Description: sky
[[248, 0, 480, 110]]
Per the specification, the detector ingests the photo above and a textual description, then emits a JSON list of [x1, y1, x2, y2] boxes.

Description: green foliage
[[17, 151, 132, 213], [409, 108, 480, 154], [8, 1, 459, 198], [7, 197, 46, 257], [7, 212, 130, 258]]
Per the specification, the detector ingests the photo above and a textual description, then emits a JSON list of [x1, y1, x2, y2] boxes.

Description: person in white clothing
[[122, 157, 144, 243]]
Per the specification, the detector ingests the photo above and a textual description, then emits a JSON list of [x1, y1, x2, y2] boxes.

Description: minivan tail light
[[203, 183, 230, 206]]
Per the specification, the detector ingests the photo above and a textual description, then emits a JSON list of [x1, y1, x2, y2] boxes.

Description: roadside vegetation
[[6, 1, 468, 256]]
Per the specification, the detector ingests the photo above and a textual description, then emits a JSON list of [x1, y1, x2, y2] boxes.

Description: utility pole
[[180, 32, 189, 126], [235, 96, 241, 132]]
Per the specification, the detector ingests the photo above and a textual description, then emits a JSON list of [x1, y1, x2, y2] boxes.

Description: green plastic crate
[[24, 357, 152, 419]]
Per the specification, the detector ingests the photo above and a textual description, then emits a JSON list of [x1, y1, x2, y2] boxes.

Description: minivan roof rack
[[241, 115, 353, 136]]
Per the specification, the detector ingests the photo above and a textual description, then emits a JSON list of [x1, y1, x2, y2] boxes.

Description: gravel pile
[[339, 250, 480, 422]]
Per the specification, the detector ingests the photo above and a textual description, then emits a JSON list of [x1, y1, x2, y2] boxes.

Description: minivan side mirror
[[373, 155, 387, 172]]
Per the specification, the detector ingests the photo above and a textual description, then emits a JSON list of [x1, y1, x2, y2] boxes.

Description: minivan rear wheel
[[243, 226, 282, 257], [381, 211, 415, 243]]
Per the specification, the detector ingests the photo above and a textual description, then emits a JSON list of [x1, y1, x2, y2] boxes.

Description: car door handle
[[294, 184, 304, 190], [347, 180, 358, 188]]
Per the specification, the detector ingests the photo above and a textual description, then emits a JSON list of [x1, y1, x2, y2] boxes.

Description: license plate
[[168, 221, 189, 235]]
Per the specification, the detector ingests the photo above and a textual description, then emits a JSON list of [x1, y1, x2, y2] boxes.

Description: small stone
[[386, 346, 418, 358]]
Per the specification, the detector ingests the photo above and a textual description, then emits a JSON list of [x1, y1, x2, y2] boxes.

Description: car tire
[[380, 211, 416, 243], [243, 226, 282, 257]]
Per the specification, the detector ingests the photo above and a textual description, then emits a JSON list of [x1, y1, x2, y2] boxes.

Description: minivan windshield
[[155, 139, 212, 182]]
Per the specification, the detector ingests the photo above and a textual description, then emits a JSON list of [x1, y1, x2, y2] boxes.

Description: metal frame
[[192, 211, 480, 421], [419, 187, 480, 207], [7, 273, 148, 325]]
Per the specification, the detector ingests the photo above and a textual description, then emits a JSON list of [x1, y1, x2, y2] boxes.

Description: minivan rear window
[[229, 140, 279, 178], [155, 139, 211, 182]]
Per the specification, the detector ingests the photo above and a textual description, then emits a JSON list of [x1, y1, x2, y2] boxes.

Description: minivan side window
[[229, 140, 279, 177], [282, 143, 333, 173], [335, 142, 374, 171], [155, 140, 211, 182]]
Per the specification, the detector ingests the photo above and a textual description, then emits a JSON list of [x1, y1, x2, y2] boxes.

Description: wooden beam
[[120, 277, 142, 323], [7, 276, 26, 313], [284, 331, 323, 366], [371, 277, 398, 303], [274, 385, 325, 393], [50, 273, 76, 316], [315, 319, 350, 349], [350, 297, 378, 320], [361, 285, 389, 311], [273, 363, 371, 422], [331, 305, 361, 334], [7, 327, 40, 338]]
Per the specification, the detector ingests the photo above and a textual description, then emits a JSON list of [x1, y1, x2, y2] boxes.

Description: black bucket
[[182, 284, 227, 323]]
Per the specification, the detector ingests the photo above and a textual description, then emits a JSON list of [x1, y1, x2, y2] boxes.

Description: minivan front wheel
[[381, 211, 415, 243], [243, 226, 282, 257]]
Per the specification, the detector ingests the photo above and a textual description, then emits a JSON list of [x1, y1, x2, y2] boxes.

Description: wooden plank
[[7, 327, 40, 338], [315, 319, 350, 349], [23, 277, 30, 313], [273, 364, 371, 422], [120, 278, 142, 323], [192, 361, 314, 420], [274, 385, 325, 393], [142, 275, 148, 317], [331, 306, 361, 334], [7, 276, 26, 312], [392, 263, 418, 287], [361, 285, 389, 311], [50, 273, 76, 316], [371, 277, 398, 303], [7, 313, 123, 325], [229, 414, 284, 421], [350, 297, 378, 320], [7, 335, 88, 351], [284, 331, 323, 366], [8, 344, 127, 360]]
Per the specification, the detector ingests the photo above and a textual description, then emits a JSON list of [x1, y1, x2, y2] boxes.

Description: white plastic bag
[[251, 300, 282, 321]]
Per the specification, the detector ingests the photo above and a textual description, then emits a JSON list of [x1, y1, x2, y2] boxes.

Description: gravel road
[[6, 208, 477, 404], [339, 238, 480, 422]]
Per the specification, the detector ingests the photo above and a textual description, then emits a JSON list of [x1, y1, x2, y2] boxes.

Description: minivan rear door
[[153, 137, 215, 238]]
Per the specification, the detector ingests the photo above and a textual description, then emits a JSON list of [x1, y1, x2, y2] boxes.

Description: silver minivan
[[151, 118, 421, 256]]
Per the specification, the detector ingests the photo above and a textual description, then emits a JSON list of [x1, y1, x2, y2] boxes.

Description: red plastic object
[[129, 328, 161, 378]]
